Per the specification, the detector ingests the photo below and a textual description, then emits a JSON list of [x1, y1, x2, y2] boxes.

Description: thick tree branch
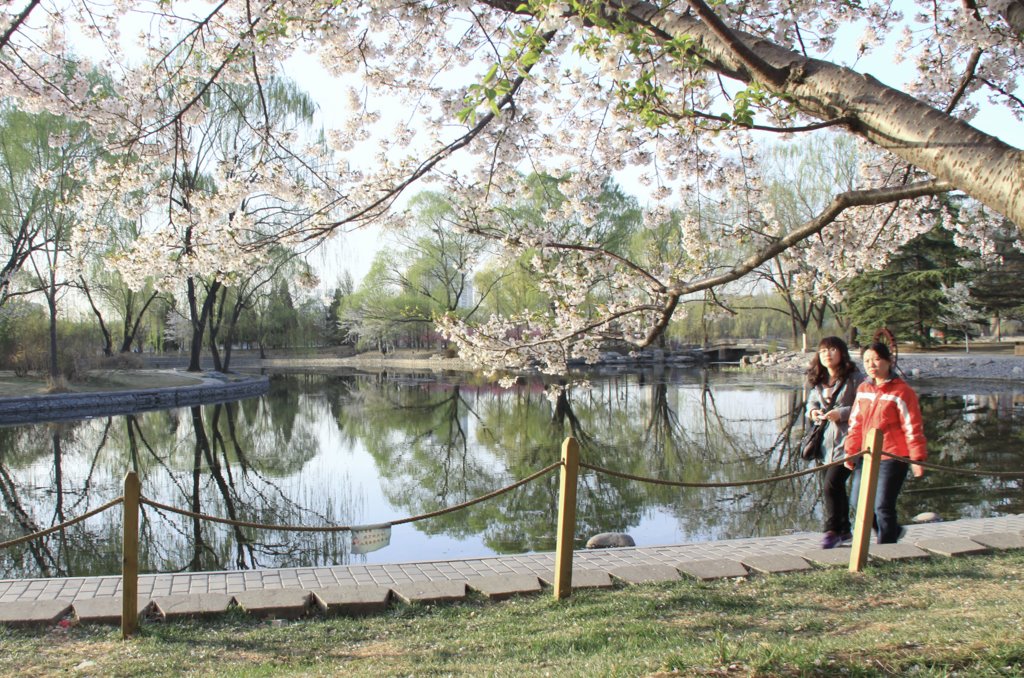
[[483, 179, 955, 353], [476, 0, 1024, 228], [682, 0, 789, 88], [671, 180, 955, 297]]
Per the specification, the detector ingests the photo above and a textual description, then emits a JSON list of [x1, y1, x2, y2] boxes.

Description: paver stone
[[312, 586, 391, 615], [741, 554, 812, 574], [73, 597, 155, 625], [608, 564, 680, 584], [232, 589, 313, 619], [390, 580, 467, 605], [0, 600, 72, 626], [969, 532, 1024, 550], [466, 574, 543, 600], [153, 593, 235, 620], [675, 559, 749, 580], [868, 543, 931, 561], [800, 549, 854, 567], [536, 569, 614, 590], [914, 537, 990, 557]]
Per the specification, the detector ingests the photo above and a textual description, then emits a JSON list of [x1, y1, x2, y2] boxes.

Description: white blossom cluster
[[1, 0, 1021, 372]]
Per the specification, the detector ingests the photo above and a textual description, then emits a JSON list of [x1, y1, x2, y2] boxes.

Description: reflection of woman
[[806, 337, 863, 549], [844, 342, 927, 544]]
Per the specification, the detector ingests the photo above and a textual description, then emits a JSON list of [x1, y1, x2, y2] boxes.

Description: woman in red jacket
[[844, 341, 927, 544]]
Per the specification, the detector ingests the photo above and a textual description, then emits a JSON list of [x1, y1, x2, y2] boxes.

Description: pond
[[1, 367, 1021, 579]]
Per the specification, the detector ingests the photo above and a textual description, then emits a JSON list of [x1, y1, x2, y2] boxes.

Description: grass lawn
[[1, 552, 1021, 677]]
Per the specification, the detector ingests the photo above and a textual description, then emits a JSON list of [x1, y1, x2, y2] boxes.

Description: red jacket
[[844, 377, 927, 463]]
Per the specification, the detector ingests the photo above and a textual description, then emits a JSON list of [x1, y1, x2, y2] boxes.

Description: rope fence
[[0, 497, 124, 551], [1, 429, 1020, 638], [878, 450, 1024, 478], [138, 461, 563, 531], [580, 451, 866, 488]]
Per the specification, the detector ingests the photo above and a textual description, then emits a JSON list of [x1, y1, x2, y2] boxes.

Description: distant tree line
[[3, 101, 1022, 387]]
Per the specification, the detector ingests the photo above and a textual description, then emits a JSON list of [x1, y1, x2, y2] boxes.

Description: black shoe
[[821, 531, 843, 549]]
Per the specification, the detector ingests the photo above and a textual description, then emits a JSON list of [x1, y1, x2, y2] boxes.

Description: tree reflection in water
[[1, 370, 1020, 579]]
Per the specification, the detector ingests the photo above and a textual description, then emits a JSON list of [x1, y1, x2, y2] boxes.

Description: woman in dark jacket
[[805, 336, 863, 549]]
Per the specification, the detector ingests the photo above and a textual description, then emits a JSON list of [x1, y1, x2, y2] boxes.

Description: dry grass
[[2, 552, 1022, 677]]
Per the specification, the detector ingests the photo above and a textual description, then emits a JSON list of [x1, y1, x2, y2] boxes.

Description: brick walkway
[[2, 513, 1022, 625]]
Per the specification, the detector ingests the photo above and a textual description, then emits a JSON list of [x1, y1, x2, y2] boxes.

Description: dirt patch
[[0, 370, 207, 399]]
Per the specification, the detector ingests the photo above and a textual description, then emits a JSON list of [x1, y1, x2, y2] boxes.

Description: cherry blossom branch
[[300, 30, 559, 241], [0, 0, 40, 51], [976, 76, 1024, 110], [671, 179, 956, 296], [450, 178, 956, 363], [944, 48, 982, 115], [664, 107, 855, 133]]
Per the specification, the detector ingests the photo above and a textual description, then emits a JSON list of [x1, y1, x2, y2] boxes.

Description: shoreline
[[259, 353, 479, 373], [0, 372, 270, 425], [2, 349, 1020, 418], [262, 348, 1024, 383], [741, 349, 1024, 383]]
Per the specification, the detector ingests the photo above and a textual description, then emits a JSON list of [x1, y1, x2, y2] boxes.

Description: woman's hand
[[811, 409, 839, 424], [911, 463, 925, 478]]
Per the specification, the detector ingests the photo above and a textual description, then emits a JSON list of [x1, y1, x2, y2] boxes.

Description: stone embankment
[[0, 372, 270, 425]]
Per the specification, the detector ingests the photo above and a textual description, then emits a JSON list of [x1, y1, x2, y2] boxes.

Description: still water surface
[[1, 367, 1021, 579]]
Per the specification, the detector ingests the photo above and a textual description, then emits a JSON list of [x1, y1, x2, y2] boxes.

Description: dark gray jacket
[[805, 369, 864, 462]]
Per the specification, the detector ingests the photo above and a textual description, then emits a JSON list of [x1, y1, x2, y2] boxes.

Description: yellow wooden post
[[121, 471, 140, 639], [553, 436, 580, 600], [849, 429, 883, 573]]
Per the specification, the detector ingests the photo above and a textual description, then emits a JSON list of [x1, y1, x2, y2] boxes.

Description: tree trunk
[[186, 278, 222, 372], [559, 2, 1024, 227], [79, 277, 113, 357], [46, 288, 60, 383], [120, 290, 159, 354], [208, 317, 223, 372], [220, 294, 246, 372]]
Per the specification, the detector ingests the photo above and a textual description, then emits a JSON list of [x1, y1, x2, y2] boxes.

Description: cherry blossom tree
[[938, 281, 987, 352], [99, 77, 331, 371], [2, 0, 1022, 373]]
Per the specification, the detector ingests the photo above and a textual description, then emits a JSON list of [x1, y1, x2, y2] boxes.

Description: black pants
[[822, 463, 853, 535], [872, 459, 910, 543], [823, 459, 909, 543]]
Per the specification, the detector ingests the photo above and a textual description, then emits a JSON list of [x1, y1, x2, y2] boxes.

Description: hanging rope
[[139, 461, 563, 531], [879, 451, 1024, 478], [0, 497, 124, 551], [580, 451, 866, 488], [140, 497, 358, 532], [391, 461, 561, 525]]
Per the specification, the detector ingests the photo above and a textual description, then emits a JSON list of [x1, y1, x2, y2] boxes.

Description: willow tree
[[1, 0, 1022, 373]]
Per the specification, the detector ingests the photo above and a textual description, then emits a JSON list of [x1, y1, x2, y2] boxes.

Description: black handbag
[[800, 378, 847, 461], [800, 422, 827, 460]]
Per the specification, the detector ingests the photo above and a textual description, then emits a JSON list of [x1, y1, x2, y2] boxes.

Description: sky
[[54, 5, 1024, 296]]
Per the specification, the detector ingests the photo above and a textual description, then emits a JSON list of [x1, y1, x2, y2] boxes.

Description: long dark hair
[[806, 336, 857, 387]]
